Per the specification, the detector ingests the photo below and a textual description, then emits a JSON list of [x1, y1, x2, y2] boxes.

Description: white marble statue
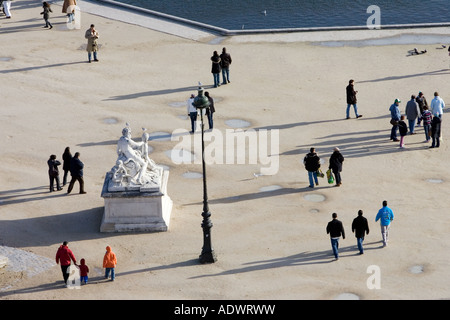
[[107, 125, 162, 192]]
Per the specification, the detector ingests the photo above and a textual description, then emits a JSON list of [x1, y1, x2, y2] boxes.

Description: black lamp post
[[193, 84, 217, 264]]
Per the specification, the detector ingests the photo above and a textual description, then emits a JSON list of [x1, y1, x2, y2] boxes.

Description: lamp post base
[[199, 250, 217, 264]]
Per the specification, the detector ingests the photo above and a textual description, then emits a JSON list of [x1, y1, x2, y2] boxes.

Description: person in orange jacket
[[103, 246, 117, 281]]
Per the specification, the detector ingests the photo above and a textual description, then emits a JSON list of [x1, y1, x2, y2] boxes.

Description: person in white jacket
[[430, 91, 445, 118], [187, 94, 198, 133]]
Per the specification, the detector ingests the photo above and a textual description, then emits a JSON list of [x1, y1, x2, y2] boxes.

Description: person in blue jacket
[[389, 99, 401, 141], [375, 200, 394, 247]]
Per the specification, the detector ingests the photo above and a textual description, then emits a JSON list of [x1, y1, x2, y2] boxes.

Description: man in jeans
[[326, 213, 345, 260], [346, 79, 362, 119], [303, 147, 320, 188], [352, 210, 370, 254], [375, 200, 394, 247]]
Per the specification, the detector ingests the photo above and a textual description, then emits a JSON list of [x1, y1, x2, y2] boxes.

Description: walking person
[[326, 213, 345, 260], [328, 147, 344, 187], [346, 80, 362, 119], [62, 0, 77, 23], [62, 147, 72, 186], [67, 152, 86, 194], [40, 2, 53, 29], [430, 115, 441, 148], [405, 95, 419, 134], [352, 210, 369, 254], [85, 24, 99, 63], [55, 241, 77, 286], [303, 147, 321, 188], [398, 115, 408, 148], [421, 105, 432, 143], [3, 0, 11, 18], [205, 91, 215, 130], [47, 154, 62, 192], [187, 93, 197, 133], [78, 258, 89, 285], [389, 98, 401, 142], [211, 51, 221, 88], [375, 200, 394, 247], [103, 246, 117, 281], [416, 92, 428, 126], [220, 47, 232, 84]]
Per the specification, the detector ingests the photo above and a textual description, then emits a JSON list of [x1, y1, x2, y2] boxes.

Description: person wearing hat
[[389, 98, 401, 142], [328, 147, 344, 187], [187, 93, 197, 133]]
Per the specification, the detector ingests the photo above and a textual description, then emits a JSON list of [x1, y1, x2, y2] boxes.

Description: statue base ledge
[[100, 170, 172, 233]]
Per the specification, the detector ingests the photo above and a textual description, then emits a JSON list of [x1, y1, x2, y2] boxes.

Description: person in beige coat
[[85, 24, 99, 63], [62, 0, 77, 22]]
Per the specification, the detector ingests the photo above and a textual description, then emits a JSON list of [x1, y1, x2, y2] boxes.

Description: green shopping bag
[[326, 169, 334, 184]]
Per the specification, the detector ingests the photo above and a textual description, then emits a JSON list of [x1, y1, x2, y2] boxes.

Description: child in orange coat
[[103, 246, 117, 281]]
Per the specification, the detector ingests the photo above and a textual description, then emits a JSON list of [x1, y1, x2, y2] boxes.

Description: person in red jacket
[[55, 241, 77, 285], [78, 258, 89, 285], [103, 246, 117, 281]]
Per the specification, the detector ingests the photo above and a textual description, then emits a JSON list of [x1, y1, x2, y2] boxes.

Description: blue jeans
[[346, 104, 359, 118], [331, 238, 340, 259], [357, 237, 364, 254], [80, 275, 88, 284], [408, 119, 416, 133], [189, 112, 197, 133], [308, 171, 318, 187], [105, 268, 115, 280], [424, 124, 430, 141], [221, 68, 230, 83], [213, 73, 220, 87], [390, 122, 398, 140], [207, 112, 214, 129], [88, 51, 97, 62]]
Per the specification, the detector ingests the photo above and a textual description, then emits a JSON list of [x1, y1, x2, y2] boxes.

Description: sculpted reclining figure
[[108, 125, 162, 190]]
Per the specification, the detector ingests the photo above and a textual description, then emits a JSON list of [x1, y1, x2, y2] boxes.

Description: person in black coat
[[303, 147, 320, 188], [47, 154, 62, 192], [205, 91, 215, 130], [430, 115, 441, 148], [326, 213, 345, 260], [352, 210, 369, 254], [220, 47, 232, 84], [211, 51, 221, 88], [62, 146, 72, 186], [346, 79, 362, 119], [328, 147, 344, 186], [67, 152, 86, 194]]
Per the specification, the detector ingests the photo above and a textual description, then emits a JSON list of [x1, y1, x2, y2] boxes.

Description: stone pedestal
[[100, 170, 172, 232], [0, 255, 8, 269]]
